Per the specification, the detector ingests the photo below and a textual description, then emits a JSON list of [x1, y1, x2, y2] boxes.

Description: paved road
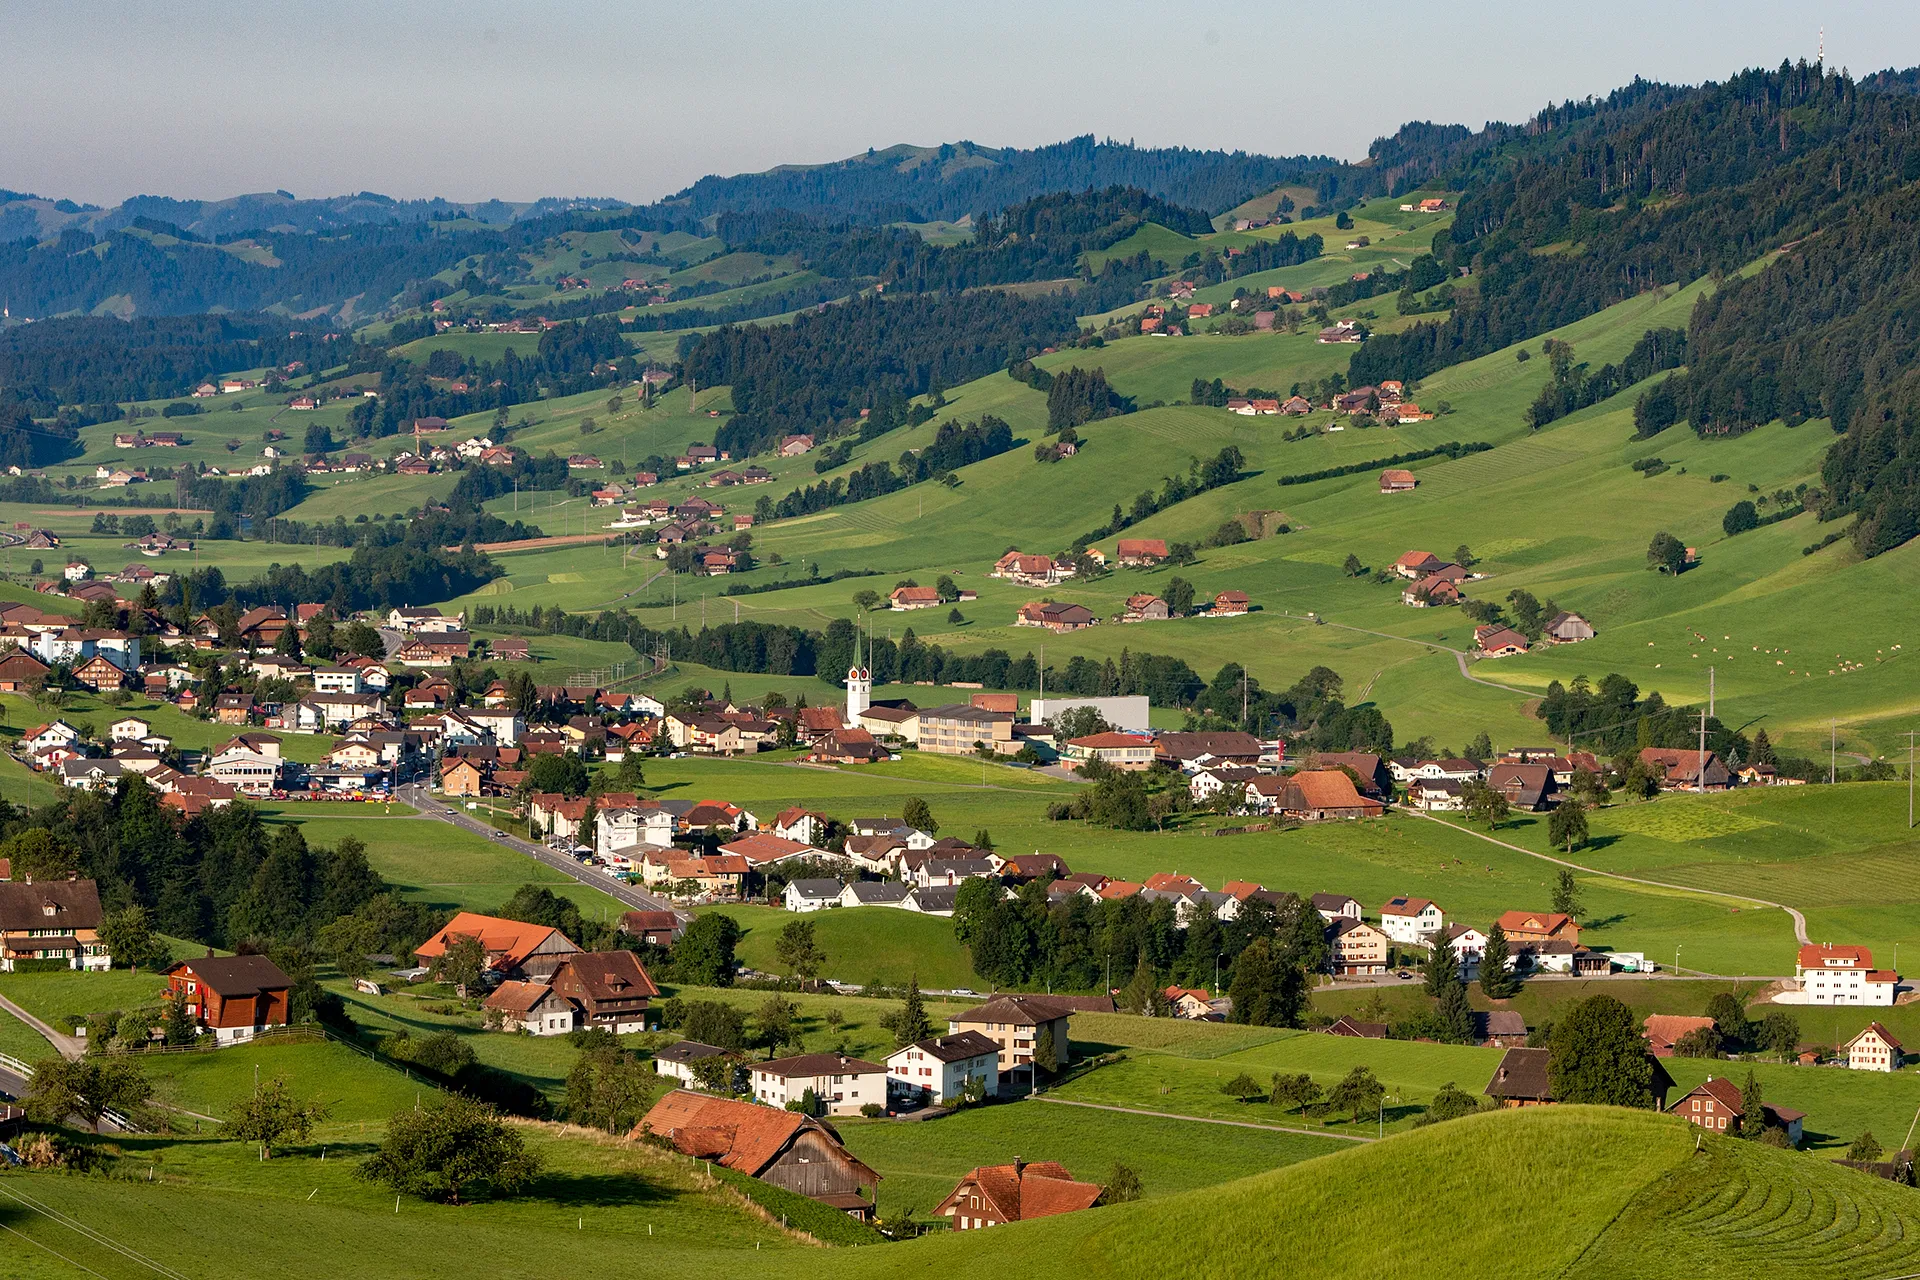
[[0, 992, 78, 1061], [396, 784, 674, 915], [1405, 809, 1812, 949]]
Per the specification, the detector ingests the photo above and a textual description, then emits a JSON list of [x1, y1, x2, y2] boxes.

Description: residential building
[[1486, 1047, 1555, 1107], [947, 995, 1073, 1080], [1795, 943, 1898, 1006], [550, 951, 659, 1034], [636, 1091, 879, 1217], [1379, 896, 1444, 945], [1669, 1076, 1804, 1144], [1115, 538, 1169, 566], [1844, 1022, 1904, 1072], [0, 879, 110, 971], [165, 953, 292, 1044], [1212, 590, 1250, 616], [1446, 924, 1489, 973], [839, 881, 911, 909], [886, 1031, 1000, 1107], [749, 1052, 888, 1115], [1122, 593, 1169, 621], [652, 1039, 729, 1085], [934, 1160, 1102, 1230], [1155, 730, 1264, 769], [618, 910, 686, 947], [1474, 625, 1531, 657], [1497, 910, 1580, 947], [1324, 1015, 1389, 1039], [482, 980, 576, 1036], [888, 585, 941, 610], [1379, 468, 1418, 493], [1249, 769, 1385, 820], [1311, 893, 1363, 924], [722, 832, 830, 869], [1328, 918, 1389, 975], [1487, 763, 1556, 810], [783, 879, 845, 912]]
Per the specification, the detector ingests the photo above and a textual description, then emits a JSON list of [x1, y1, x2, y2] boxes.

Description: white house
[[597, 805, 676, 856], [651, 1039, 730, 1084], [310, 665, 365, 695], [1843, 1022, 1903, 1073], [886, 1031, 1000, 1107], [748, 1052, 887, 1115], [482, 980, 575, 1036], [782, 879, 845, 912], [1446, 924, 1489, 975], [108, 716, 152, 743], [1379, 895, 1445, 946], [1311, 893, 1363, 924], [21, 721, 82, 753], [1794, 944, 1899, 1006], [294, 692, 385, 733], [838, 881, 911, 909], [466, 708, 523, 745]]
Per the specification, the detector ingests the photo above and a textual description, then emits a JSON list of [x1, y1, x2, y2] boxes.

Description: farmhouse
[[165, 953, 292, 1044], [1637, 748, 1731, 792], [1843, 1022, 1903, 1072], [1249, 769, 1384, 820], [1123, 593, 1169, 621], [1211, 590, 1251, 616], [414, 911, 581, 984], [1643, 1015, 1717, 1057], [1487, 763, 1556, 810], [1669, 1076, 1804, 1144], [888, 585, 941, 611], [1795, 943, 1898, 1006], [1474, 625, 1531, 657], [934, 1160, 1103, 1230], [482, 980, 576, 1036], [1115, 538, 1168, 566], [637, 1091, 879, 1218], [549, 950, 659, 1034], [0, 879, 110, 971], [1324, 1015, 1388, 1039], [1015, 601, 1096, 632], [1496, 910, 1579, 946]]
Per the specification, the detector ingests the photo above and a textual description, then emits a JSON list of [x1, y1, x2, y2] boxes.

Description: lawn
[[139, 1035, 436, 1123], [705, 903, 978, 991], [837, 1097, 1343, 1217], [0, 1002, 55, 1062], [0, 967, 168, 1034]]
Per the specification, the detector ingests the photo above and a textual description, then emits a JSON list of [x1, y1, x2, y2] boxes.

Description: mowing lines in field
[[0, 1183, 189, 1278]]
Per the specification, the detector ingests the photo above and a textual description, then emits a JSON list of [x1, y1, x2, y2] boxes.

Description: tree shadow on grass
[[1582, 834, 1625, 852], [1580, 913, 1629, 931], [524, 1169, 676, 1208]]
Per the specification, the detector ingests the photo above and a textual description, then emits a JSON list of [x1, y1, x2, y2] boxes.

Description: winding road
[[396, 784, 674, 915]]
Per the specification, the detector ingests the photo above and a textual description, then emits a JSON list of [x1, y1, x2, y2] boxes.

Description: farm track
[[1405, 810, 1812, 952]]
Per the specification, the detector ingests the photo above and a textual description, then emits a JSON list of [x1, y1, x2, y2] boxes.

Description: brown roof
[[1485, 1046, 1553, 1100], [754, 1052, 886, 1078], [1283, 769, 1375, 811], [0, 879, 103, 932], [553, 950, 660, 1002], [168, 953, 291, 998], [902, 1031, 1003, 1063], [482, 979, 566, 1016], [953, 995, 1076, 1026], [1673, 1075, 1746, 1115]]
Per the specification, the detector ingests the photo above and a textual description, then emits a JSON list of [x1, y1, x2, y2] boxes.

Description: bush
[[859, 1102, 885, 1118]]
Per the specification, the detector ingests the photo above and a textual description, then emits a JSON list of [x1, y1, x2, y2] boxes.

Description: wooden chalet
[[636, 1090, 880, 1219]]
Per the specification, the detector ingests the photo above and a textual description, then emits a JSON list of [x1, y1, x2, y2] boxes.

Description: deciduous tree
[[221, 1074, 329, 1159], [357, 1095, 541, 1204], [1549, 995, 1656, 1107]]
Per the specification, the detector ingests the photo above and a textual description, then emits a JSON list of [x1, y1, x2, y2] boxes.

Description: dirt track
[[449, 533, 614, 553]]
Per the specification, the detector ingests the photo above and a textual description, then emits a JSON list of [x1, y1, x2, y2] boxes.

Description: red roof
[[636, 1090, 876, 1184], [938, 1161, 1102, 1222], [1068, 732, 1153, 749], [414, 912, 572, 970], [1117, 538, 1169, 558], [1799, 943, 1874, 970], [718, 833, 818, 865]]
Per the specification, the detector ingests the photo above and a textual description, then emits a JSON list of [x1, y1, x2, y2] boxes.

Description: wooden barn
[[634, 1090, 880, 1218]]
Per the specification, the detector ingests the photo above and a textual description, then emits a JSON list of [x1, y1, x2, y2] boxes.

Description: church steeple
[[846, 621, 872, 721]]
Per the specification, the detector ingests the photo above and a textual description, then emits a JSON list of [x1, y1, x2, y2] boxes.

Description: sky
[[5, 0, 1920, 207]]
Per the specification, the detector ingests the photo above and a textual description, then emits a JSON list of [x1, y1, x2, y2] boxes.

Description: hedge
[[1276, 441, 1491, 486], [706, 1162, 887, 1245]]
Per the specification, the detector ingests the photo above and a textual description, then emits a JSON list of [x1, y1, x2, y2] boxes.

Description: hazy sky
[[5, 1, 1919, 207]]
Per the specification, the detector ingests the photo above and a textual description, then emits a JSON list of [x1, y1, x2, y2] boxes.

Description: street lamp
[[1675, 944, 1682, 978]]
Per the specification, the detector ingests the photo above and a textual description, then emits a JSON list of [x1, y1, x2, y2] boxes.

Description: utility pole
[[1909, 729, 1916, 829], [1707, 666, 1715, 720], [1831, 719, 1837, 785]]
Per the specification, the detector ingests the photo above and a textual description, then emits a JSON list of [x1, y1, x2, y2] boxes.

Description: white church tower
[[845, 628, 871, 722]]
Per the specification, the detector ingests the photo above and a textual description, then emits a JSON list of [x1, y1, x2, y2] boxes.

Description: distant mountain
[[0, 188, 625, 242], [660, 135, 1370, 224]]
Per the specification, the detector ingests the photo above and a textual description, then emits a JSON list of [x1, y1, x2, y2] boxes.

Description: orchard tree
[[774, 919, 826, 981], [1549, 801, 1590, 854], [1549, 995, 1656, 1107], [357, 1095, 540, 1204], [1647, 531, 1689, 575], [222, 1074, 330, 1159]]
